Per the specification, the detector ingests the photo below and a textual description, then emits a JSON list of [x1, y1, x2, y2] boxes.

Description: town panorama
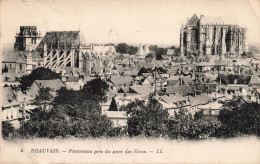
[[2, 14, 260, 139]]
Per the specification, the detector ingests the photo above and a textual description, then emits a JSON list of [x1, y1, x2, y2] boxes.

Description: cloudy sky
[[1, 0, 260, 45]]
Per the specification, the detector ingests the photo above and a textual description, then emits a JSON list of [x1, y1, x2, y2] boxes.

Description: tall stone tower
[[14, 26, 42, 51], [180, 14, 248, 59]]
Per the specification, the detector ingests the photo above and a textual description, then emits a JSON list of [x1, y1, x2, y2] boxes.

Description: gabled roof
[[2, 51, 26, 64], [169, 93, 186, 102], [219, 74, 252, 85], [37, 31, 87, 51], [123, 70, 138, 77], [166, 85, 193, 96], [2, 87, 15, 106], [250, 76, 260, 85], [118, 86, 129, 94], [66, 76, 83, 82], [109, 75, 133, 86], [182, 76, 193, 85], [189, 93, 211, 107], [129, 85, 153, 96], [34, 79, 65, 90]]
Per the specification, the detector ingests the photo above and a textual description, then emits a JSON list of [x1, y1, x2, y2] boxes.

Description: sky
[[1, 0, 260, 45]]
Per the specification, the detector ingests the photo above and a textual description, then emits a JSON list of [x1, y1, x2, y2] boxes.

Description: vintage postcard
[[1, 0, 260, 163]]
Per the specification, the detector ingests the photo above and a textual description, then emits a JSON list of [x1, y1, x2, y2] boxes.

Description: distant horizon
[[1, 0, 260, 45]]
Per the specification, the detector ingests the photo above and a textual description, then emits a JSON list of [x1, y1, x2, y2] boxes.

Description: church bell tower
[[14, 26, 42, 51]]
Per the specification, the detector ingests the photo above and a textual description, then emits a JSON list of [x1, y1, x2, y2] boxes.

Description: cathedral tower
[[14, 26, 42, 51]]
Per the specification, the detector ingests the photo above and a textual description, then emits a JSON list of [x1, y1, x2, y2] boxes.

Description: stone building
[[180, 14, 248, 59], [36, 30, 110, 76], [14, 26, 42, 51]]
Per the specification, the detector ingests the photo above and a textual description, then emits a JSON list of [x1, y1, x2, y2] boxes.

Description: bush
[[2, 121, 15, 139]]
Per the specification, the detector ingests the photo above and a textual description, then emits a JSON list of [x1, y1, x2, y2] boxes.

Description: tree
[[149, 45, 167, 60], [18, 97, 113, 138], [116, 43, 128, 54], [2, 121, 15, 139], [18, 108, 71, 138], [54, 87, 85, 106], [217, 99, 260, 138], [168, 109, 221, 140], [125, 97, 169, 137], [108, 97, 118, 111], [33, 87, 53, 111], [146, 53, 156, 59], [20, 67, 59, 91], [115, 43, 138, 55], [82, 78, 109, 102], [127, 46, 138, 55], [138, 67, 153, 76]]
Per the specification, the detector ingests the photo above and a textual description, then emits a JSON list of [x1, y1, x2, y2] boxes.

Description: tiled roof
[[166, 85, 193, 96], [219, 74, 252, 85], [168, 93, 186, 102], [189, 93, 211, 107], [123, 70, 138, 77], [34, 79, 65, 90], [37, 31, 87, 52], [2, 51, 26, 64], [250, 76, 260, 85], [2, 87, 14, 105], [129, 85, 153, 96], [109, 75, 133, 86], [118, 87, 129, 94], [66, 76, 82, 82], [200, 15, 224, 25]]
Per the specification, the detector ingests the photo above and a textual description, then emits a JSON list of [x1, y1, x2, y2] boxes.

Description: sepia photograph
[[1, 0, 260, 163]]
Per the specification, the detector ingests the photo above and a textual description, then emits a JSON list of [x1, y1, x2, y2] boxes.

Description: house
[[93, 45, 116, 56], [123, 70, 138, 78], [166, 85, 194, 96], [187, 93, 212, 115], [165, 49, 175, 60], [65, 76, 85, 90], [142, 72, 165, 87], [128, 85, 153, 97], [198, 101, 223, 116], [108, 75, 133, 88], [167, 75, 179, 86], [156, 93, 190, 117], [1, 73, 25, 87], [2, 87, 30, 128], [2, 51, 27, 74], [28, 79, 65, 98], [102, 110, 127, 127], [249, 76, 260, 88]]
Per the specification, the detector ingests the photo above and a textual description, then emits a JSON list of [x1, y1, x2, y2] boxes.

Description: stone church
[[13, 26, 116, 76], [180, 14, 248, 59]]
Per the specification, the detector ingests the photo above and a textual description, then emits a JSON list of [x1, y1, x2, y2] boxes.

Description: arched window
[[74, 50, 79, 68]]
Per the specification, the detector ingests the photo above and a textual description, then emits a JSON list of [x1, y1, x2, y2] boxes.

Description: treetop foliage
[[20, 67, 60, 92]]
